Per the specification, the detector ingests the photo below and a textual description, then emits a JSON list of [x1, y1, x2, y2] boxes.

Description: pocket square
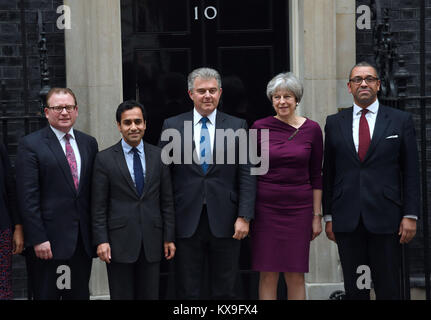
[[386, 135, 398, 139]]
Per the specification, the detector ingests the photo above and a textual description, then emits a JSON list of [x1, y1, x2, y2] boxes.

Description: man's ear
[[347, 82, 352, 94]]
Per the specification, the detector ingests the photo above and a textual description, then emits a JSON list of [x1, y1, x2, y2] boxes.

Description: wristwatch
[[239, 216, 251, 222]]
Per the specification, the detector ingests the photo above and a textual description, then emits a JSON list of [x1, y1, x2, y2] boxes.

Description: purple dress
[[250, 116, 323, 272]]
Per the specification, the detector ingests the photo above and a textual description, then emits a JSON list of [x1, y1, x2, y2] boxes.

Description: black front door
[[121, 0, 290, 299], [121, 0, 289, 145]]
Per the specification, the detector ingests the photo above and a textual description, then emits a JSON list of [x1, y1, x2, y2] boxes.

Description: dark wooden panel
[[216, 0, 273, 31], [218, 46, 275, 125], [133, 0, 191, 33]]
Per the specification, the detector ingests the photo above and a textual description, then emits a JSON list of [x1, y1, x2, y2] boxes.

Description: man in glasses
[[16, 87, 98, 299], [322, 61, 420, 299]]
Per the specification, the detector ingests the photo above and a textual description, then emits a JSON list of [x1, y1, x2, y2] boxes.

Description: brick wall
[[0, 0, 65, 126], [0, 0, 66, 299], [356, 0, 431, 280]]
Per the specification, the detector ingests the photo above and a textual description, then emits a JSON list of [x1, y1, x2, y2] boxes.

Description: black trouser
[[29, 233, 92, 300], [175, 206, 241, 299], [107, 246, 160, 300], [335, 218, 401, 300]]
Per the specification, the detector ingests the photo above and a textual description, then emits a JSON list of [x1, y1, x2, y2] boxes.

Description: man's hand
[[325, 221, 336, 242], [233, 217, 249, 240], [97, 243, 111, 263], [399, 217, 417, 244], [311, 216, 322, 241], [164, 241, 176, 260], [12, 224, 24, 255], [34, 241, 53, 260]]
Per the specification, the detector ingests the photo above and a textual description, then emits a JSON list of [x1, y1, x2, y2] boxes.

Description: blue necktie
[[200, 117, 211, 174], [132, 147, 145, 196]]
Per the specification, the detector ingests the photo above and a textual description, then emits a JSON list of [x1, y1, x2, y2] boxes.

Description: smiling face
[[45, 92, 78, 133], [117, 107, 146, 147], [272, 89, 297, 119], [348, 66, 381, 108], [188, 77, 222, 117]]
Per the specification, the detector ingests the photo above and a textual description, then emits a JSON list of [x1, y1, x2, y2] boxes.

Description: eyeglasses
[[195, 88, 219, 95], [46, 105, 76, 113], [349, 77, 379, 85]]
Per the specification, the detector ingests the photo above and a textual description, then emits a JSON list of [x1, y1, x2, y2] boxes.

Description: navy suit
[[159, 110, 256, 299], [323, 105, 420, 299], [16, 126, 98, 299]]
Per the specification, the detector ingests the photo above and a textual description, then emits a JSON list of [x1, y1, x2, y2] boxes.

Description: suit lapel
[[74, 131, 87, 195], [363, 105, 391, 162], [206, 111, 227, 174], [141, 142, 154, 199], [338, 107, 360, 162], [184, 111, 204, 175], [113, 141, 139, 197], [44, 127, 77, 195]]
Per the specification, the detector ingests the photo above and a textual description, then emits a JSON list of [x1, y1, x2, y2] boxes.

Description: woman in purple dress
[[250, 72, 323, 300]]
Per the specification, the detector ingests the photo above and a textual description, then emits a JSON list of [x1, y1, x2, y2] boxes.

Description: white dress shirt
[[193, 108, 216, 161], [352, 100, 379, 153], [50, 126, 81, 181]]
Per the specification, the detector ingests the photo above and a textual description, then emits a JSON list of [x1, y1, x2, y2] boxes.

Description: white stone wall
[[289, 0, 356, 299]]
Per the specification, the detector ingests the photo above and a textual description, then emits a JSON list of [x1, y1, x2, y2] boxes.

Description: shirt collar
[[50, 125, 75, 141], [353, 99, 379, 116], [121, 139, 144, 154], [193, 108, 217, 126]]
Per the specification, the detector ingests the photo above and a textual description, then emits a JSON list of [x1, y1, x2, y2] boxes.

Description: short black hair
[[349, 61, 380, 79], [116, 100, 147, 123]]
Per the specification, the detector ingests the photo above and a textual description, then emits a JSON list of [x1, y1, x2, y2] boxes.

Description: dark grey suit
[[159, 110, 256, 299], [91, 140, 174, 299]]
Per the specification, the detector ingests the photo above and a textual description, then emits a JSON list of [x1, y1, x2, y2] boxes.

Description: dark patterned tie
[[132, 147, 145, 196], [65, 134, 79, 190], [358, 109, 370, 162], [200, 117, 211, 173]]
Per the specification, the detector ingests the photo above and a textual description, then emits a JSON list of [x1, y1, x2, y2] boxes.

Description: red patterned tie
[[358, 109, 370, 162], [65, 133, 79, 190]]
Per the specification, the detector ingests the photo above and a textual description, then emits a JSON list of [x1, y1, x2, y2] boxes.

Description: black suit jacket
[[159, 110, 256, 238], [91, 141, 175, 264], [323, 105, 420, 233], [0, 142, 20, 231], [16, 126, 98, 259]]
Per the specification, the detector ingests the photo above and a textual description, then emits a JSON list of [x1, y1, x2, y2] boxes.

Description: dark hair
[[116, 100, 147, 123], [349, 61, 380, 79], [46, 87, 77, 106]]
